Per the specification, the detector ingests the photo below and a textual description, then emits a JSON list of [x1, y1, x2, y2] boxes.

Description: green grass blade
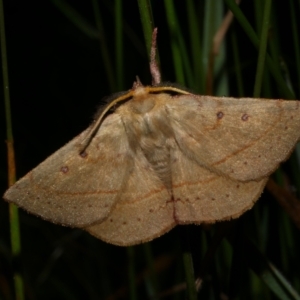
[[127, 246, 138, 300], [186, 0, 204, 93], [230, 28, 245, 96], [51, 0, 99, 39], [245, 239, 300, 300], [253, 0, 272, 97], [0, 0, 24, 299], [289, 0, 300, 91], [224, 0, 295, 99], [115, 0, 124, 90], [91, 0, 115, 90], [164, 0, 193, 86], [137, 0, 154, 57], [181, 228, 197, 300]]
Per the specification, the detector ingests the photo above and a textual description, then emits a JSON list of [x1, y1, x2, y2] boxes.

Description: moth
[[3, 30, 300, 246]]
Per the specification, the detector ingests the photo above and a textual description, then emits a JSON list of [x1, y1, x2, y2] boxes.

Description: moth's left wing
[[85, 149, 175, 246], [3, 114, 133, 227]]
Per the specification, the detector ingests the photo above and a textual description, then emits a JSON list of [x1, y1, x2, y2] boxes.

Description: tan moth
[[3, 29, 300, 246]]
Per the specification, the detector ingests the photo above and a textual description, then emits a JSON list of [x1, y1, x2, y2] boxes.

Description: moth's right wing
[[170, 146, 267, 224], [166, 95, 300, 182]]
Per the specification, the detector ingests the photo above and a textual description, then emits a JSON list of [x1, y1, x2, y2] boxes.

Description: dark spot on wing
[[217, 111, 224, 119], [60, 166, 69, 173], [80, 151, 88, 158], [241, 114, 249, 121]]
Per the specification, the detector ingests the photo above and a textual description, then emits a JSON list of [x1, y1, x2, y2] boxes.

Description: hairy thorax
[[117, 90, 174, 189]]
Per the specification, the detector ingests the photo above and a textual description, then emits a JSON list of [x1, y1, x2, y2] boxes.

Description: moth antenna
[[79, 90, 135, 153], [150, 28, 161, 86]]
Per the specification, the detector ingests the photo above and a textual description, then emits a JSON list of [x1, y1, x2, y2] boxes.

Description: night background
[[1, 0, 300, 299]]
